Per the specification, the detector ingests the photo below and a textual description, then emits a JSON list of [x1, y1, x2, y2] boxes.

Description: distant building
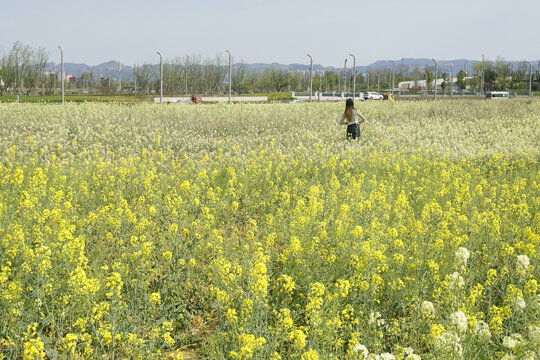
[[43, 70, 73, 82]]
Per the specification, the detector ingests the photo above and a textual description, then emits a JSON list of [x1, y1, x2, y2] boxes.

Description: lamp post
[[118, 62, 122, 92], [90, 67, 94, 94], [185, 56, 189, 94], [377, 74, 380, 93], [526, 61, 533, 97], [431, 58, 438, 100], [343, 58, 348, 96], [450, 62, 454, 96], [226, 50, 232, 103], [390, 60, 395, 95], [133, 64, 137, 94], [349, 53, 356, 100], [53, 64, 56, 95], [58, 45, 64, 104], [366, 73, 369, 93], [157, 51, 163, 105], [307, 54, 313, 102]]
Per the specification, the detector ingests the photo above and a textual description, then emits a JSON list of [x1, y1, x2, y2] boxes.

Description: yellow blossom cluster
[[0, 99, 538, 359]]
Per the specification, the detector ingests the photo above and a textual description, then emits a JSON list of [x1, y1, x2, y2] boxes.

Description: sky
[[1, 0, 539, 67]]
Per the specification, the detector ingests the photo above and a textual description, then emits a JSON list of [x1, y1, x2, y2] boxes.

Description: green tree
[[440, 72, 447, 92], [425, 68, 433, 91], [288, 72, 300, 92], [456, 70, 466, 91], [270, 68, 289, 92]]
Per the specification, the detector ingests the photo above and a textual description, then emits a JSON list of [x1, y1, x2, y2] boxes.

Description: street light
[[526, 61, 533, 98], [185, 56, 189, 95], [349, 53, 356, 100], [366, 73, 369, 93], [431, 58, 438, 100], [133, 64, 137, 94], [377, 74, 380, 93], [450, 62, 454, 96], [118, 62, 122, 92], [157, 51, 163, 105], [307, 54, 313, 102], [58, 45, 64, 104], [390, 60, 395, 95], [343, 58, 348, 96], [226, 50, 232, 103]]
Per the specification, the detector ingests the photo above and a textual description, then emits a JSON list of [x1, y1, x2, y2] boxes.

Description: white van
[[485, 91, 509, 99]]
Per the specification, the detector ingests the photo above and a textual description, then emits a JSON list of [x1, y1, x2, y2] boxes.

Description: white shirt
[[340, 109, 366, 125]]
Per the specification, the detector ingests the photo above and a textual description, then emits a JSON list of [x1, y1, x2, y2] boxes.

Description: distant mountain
[[45, 58, 537, 80]]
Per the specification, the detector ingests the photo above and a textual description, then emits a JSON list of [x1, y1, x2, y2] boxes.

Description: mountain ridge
[[45, 58, 537, 81]]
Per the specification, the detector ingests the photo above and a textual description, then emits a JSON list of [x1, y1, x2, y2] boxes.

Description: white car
[[363, 91, 383, 100]]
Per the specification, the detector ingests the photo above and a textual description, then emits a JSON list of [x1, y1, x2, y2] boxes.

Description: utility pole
[[343, 58, 348, 96], [53, 64, 56, 95], [157, 51, 163, 104], [366, 73, 369, 92], [464, 61, 468, 92], [58, 45, 64, 104], [349, 53, 356, 99], [133, 64, 137, 94], [391, 60, 395, 95], [526, 61, 533, 97], [481, 54, 485, 95], [307, 54, 313, 102], [450, 63, 454, 96], [118, 62, 122, 92], [226, 50, 232, 102], [377, 74, 380, 92], [432, 58, 438, 100], [185, 56, 189, 94]]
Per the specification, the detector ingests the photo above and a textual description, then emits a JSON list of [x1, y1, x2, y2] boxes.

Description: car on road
[[363, 91, 384, 100]]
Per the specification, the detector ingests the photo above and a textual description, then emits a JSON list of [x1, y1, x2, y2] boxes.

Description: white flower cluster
[[353, 344, 369, 358], [420, 301, 435, 317], [434, 331, 462, 357], [403, 347, 421, 360], [473, 320, 491, 340], [502, 333, 523, 349], [455, 247, 470, 268], [528, 325, 540, 343], [516, 254, 530, 275], [451, 311, 468, 332], [514, 295, 526, 311], [368, 311, 385, 326], [353, 345, 420, 360], [449, 272, 464, 290]]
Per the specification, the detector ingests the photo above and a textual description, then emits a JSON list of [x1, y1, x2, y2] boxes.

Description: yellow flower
[[149, 292, 161, 306]]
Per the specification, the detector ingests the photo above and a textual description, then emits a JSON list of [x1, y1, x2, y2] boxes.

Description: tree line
[[1, 42, 538, 96]]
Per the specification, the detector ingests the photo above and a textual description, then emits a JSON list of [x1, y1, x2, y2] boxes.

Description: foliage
[[0, 41, 48, 96], [0, 94, 146, 103], [0, 99, 539, 359]]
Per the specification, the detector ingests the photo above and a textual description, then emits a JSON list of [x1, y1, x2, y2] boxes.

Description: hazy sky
[[1, 0, 538, 67]]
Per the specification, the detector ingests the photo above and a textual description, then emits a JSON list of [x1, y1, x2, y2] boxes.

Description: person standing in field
[[339, 98, 365, 141]]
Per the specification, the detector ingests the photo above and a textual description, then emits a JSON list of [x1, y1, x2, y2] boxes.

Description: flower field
[[0, 99, 539, 359]]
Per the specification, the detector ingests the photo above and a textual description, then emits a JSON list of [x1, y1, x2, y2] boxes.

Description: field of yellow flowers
[[0, 99, 539, 360]]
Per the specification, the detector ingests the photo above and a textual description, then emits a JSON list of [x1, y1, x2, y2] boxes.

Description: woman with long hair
[[339, 98, 365, 140]]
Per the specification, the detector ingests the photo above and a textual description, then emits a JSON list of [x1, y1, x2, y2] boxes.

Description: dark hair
[[344, 98, 355, 123]]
